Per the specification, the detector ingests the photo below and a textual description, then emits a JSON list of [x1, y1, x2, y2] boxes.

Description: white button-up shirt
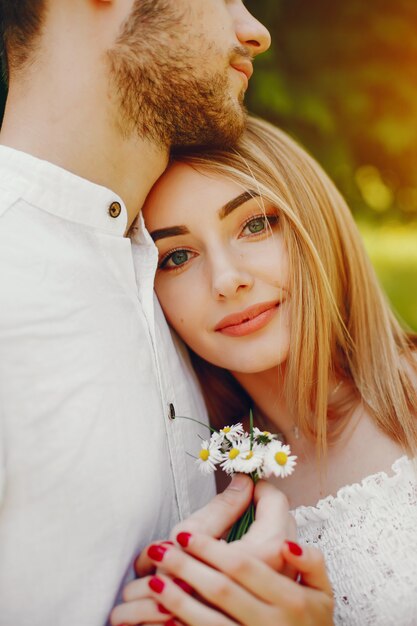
[[0, 146, 215, 626]]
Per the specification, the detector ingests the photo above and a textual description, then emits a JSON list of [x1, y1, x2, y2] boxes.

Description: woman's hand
[[110, 533, 334, 626], [134, 480, 296, 578]]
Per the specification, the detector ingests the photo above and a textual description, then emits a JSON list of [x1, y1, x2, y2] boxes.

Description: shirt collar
[[0, 145, 128, 236], [128, 211, 156, 247]]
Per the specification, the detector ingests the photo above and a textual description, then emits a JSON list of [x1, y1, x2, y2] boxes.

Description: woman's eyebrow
[[218, 190, 260, 220], [150, 225, 189, 242], [149, 190, 260, 242]]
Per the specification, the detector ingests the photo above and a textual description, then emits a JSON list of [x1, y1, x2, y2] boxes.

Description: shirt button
[[168, 403, 176, 420], [108, 201, 122, 218]]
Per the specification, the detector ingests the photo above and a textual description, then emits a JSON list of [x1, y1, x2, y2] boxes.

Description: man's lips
[[230, 60, 254, 86], [214, 300, 281, 334]]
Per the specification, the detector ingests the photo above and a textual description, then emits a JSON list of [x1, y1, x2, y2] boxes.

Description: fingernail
[[148, 576, 165, 594], [176, 531, 192, 548], [158, 603, 171, 615], [229, 473, 248, 491], [165, 620, 177, 626], [285, 541, 303, 556], [173, 577, 194, 595], [147, 543, 168, 562]]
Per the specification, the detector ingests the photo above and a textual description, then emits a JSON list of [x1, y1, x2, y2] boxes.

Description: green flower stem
[[249, 408, 254, 450], [227, 503, 255, 542], [174, 414, 218, 435], [226, 471, 259, 542]]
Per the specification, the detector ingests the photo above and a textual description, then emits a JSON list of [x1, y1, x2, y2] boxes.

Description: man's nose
[[233, 4, 271, 57]]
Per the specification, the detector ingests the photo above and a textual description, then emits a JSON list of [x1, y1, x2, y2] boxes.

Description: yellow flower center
[[244, 451, 254, 460], [263, 431, 271, 436], [229, 448, 240, 460], [222, 427, 231, 434], [199, 449, 210, 462], [274, 451, 288, 466]]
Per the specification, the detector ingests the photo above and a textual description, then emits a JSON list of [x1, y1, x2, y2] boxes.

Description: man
[[0, 1, 270, 624]]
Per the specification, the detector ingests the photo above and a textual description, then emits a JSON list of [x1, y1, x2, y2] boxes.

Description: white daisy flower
[[262, 441, 297, 478], [217, 423, 245, 443], [220, 435, 253, 475], [234, 443, 264, 474], [196, 439, 223, 475], [253, 427, 278, 445]]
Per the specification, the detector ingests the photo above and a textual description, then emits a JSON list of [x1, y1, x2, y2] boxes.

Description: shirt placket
[[131, 236, 191, 521]]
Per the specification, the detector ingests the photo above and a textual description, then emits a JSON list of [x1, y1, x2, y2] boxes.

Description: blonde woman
[[114, 117, 417, 626]]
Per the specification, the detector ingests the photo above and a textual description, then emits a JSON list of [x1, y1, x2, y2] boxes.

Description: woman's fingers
[[145, 534, 308, 622], [282, 542, 334, 596], [249, 480, 296, 544], [145, 540, 269, 625], [240, 480, 295, 570], [110, 595, 172, 625], [114, 538, 335, 626], [134, 541, 173, 578], [170, 473, 254, 537], [135, 475, 253, 578], [146, 573, 240, 626], [135, 479, 291, 579], [144, 537, 334, 626]]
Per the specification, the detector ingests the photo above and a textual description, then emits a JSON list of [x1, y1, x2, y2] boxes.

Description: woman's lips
[[214, 301, 281, 337]]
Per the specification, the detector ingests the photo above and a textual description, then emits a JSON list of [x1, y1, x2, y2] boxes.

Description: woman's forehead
[[143, 162, 244, 218]]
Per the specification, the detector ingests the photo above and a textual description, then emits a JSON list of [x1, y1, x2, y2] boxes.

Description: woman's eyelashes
[[239, 213, 279, 238], [157, 212, 279, 272], [158, 247, 196, 271]]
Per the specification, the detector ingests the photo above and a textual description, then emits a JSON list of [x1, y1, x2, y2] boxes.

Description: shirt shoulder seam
[[0, 187, 22, 218]]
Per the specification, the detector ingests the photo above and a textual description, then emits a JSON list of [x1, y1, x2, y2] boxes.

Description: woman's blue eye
[[170, 250, 188, 266], [242, 214, 278, 236], [159, 249, 191, 269], [247, 217, 267, 233]]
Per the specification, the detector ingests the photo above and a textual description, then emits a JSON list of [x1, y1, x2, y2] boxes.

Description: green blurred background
[[0, 0, 416, 329], [245, 0, 417, 331]]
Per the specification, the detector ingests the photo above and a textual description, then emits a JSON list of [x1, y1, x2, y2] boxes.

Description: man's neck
[[0, 78, 169, 231]]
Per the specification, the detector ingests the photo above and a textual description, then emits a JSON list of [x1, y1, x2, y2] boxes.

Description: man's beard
[[107, 0, 247, 149]]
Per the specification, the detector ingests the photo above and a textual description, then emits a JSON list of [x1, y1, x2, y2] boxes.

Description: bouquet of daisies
[[196, 412, 297, 541]]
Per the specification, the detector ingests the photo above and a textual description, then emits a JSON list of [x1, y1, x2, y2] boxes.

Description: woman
[[114, 117, 417, 625]]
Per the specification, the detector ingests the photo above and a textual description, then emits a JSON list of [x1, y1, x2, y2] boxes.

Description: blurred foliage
[[245, 0, 417, 223], [0, 2, 415, 328], [246, 0, 417, 330], [359, 222, 417, 330]]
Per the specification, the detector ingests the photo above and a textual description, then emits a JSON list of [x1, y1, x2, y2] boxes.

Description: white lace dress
[[292, 457, 417, 625]]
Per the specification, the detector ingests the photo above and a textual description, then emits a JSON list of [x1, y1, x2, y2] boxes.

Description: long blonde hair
[[173, 116, 417, 456]]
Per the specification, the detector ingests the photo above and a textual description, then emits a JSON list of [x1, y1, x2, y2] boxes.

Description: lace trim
[[292, 455, 416, 526]]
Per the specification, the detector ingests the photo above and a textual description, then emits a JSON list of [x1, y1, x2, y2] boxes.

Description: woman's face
[[142, 162, 291, 374]]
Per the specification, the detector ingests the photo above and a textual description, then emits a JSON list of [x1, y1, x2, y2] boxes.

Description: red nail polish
[[176, 532, 192, 548], [165, 620, 177, 626], [285, 541, 303, 556], [147, 543, 168, 562], [158, 603, 171, 615], [173, 577, 194, 595], [148, 576, 165, 594]]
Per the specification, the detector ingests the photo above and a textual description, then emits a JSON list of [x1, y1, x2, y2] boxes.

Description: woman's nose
[[233, 4, 271, 57], [211, 260, 254, 300]]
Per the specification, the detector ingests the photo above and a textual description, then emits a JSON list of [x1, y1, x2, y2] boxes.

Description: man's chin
[[173, 110, 246, 151]]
